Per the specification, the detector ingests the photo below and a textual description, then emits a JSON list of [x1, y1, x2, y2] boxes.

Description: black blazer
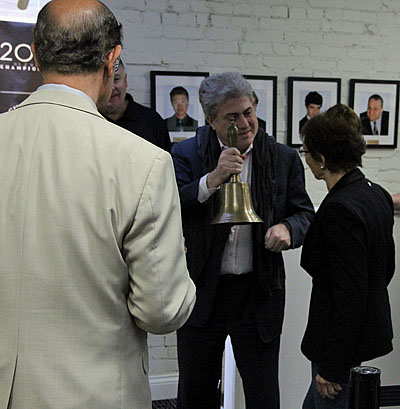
[[172, 126, 314, 342], [360, 110, 389, 135], [105, 93, 172, 152], [299, 115, 308, 132], [165, 114, 198, 132], [301, 169, 395, 383]]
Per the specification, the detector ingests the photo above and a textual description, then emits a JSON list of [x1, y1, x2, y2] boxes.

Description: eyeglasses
[[114, 57, 121, 73], [298, 148, 310, 156]]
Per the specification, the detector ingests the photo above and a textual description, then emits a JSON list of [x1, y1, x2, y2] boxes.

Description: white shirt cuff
[[198, 174, 220, 203]]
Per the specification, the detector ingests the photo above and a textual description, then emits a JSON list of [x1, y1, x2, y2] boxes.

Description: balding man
[[360, 94, 389, 136], [100, 58, 172, 151], [0, 1, 195, 409]]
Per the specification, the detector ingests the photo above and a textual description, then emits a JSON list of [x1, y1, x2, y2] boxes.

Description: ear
[[207, 116, 216, 130], [105, 45, 122, 79], [319, 154, 327, 169], [31, 42, 41, 71]]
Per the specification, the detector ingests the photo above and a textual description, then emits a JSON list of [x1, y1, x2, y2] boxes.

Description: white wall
[[100, 0, 400, 403], [102, 0, 400, 198]]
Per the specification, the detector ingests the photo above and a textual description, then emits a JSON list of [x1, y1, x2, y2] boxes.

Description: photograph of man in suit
[[0, 1, 195, 408], [360, 94, 389, 135], [299, 91, 323, 132], [165, 86, 198, 132], [99, 57, 171, 152], [172, 72, 314, 409]]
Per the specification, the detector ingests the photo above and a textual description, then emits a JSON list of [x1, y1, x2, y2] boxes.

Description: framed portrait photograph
[[243, 75, 277, 137], [349, 79, 399, 148], [151, 71, 208, 143], [287, 77, 341, 147]]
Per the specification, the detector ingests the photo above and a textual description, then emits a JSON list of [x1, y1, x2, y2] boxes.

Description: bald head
[[47, 0, 103, 26], [33, 0, 122, 75]]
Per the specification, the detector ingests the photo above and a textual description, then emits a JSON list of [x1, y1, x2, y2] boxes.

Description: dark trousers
[[176, 273, 280, 409]]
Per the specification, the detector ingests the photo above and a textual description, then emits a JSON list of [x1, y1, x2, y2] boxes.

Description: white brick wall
[[148, 333, 178, 375], [102, 0, 400, 377]]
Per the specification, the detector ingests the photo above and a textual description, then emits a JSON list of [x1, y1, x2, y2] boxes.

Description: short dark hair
[[33, 1, 123, 74], [170, 86, 189, 100], [301, 104, 366, 173], [368, 94, 384, 107], [305, 91, 323, 107]]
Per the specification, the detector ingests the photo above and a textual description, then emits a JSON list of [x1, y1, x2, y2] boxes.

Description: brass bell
[[211, 120, 263, 225]]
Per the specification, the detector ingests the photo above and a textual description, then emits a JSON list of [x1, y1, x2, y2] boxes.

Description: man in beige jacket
[[0, 1, 195, 408]]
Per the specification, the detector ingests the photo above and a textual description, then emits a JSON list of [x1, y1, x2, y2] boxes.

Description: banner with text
[[0, 20, 42, 113]]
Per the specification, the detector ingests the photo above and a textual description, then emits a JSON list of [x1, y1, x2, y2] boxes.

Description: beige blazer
[[0, 89, 195, 409]]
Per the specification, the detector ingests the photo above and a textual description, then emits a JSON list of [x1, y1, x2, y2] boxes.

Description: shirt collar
[[38, 84, 97, 109], [217, 136, 253, 155]]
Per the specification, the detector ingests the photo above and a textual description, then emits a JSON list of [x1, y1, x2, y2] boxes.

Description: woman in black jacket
[[300, 104, 395, 409]]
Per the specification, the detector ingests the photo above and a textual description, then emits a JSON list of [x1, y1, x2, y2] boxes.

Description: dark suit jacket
[[165, 114, 198, 132], [301, 168, 395, 383], [172, 126, 314, 342], [299, 115, 308, 132], [360, 110, 389, 135]]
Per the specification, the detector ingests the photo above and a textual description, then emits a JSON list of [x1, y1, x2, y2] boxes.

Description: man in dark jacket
[[299, 91, 323, 133], [100, 58, 171, 151], [165, 86, 198, 132], [172, 72, 314, 409], [359, 94, 389, 136]]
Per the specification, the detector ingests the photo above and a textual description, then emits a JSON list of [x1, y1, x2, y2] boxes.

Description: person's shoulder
[[128, 96, 164, 120], [359, 111, 368, 119], [327, 173, 389, 210], [171, 134, 197, 153], [105, 118, 165, 155], [186, 114, 197, 121], [275, 140, 298, 157], [171, 126, 208, 156]]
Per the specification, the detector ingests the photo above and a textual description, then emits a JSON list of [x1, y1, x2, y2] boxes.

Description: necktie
[[373, 121, 378, 135]]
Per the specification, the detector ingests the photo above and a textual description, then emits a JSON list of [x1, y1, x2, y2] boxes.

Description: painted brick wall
[[102, 0, 400, 376]]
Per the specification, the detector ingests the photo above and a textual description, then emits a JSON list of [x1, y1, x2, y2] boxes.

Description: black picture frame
[[150, 71, 208, 143], [349, 79, 399, 148], [287, 77, 341, 147], [243, 75, 277, 137]]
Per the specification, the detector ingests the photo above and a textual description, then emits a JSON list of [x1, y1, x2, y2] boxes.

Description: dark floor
[[152, 399, 177, 409]]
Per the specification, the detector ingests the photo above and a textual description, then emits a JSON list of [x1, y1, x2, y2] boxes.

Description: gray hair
[[33, 1, 122, 74], [199, 72, 253, 121]]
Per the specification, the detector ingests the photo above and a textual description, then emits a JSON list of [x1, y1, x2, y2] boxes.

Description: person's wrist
[[207, 170, 222, 189], [280, 220, 291, 234]]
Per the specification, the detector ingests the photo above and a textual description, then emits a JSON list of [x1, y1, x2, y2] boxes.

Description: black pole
[[349, 366, 381, 409]]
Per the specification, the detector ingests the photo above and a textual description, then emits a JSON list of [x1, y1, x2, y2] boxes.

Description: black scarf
[[197, 126, 282, 293]]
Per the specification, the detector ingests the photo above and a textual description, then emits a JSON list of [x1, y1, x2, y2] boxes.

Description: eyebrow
[[224, 106, 253, 118]]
